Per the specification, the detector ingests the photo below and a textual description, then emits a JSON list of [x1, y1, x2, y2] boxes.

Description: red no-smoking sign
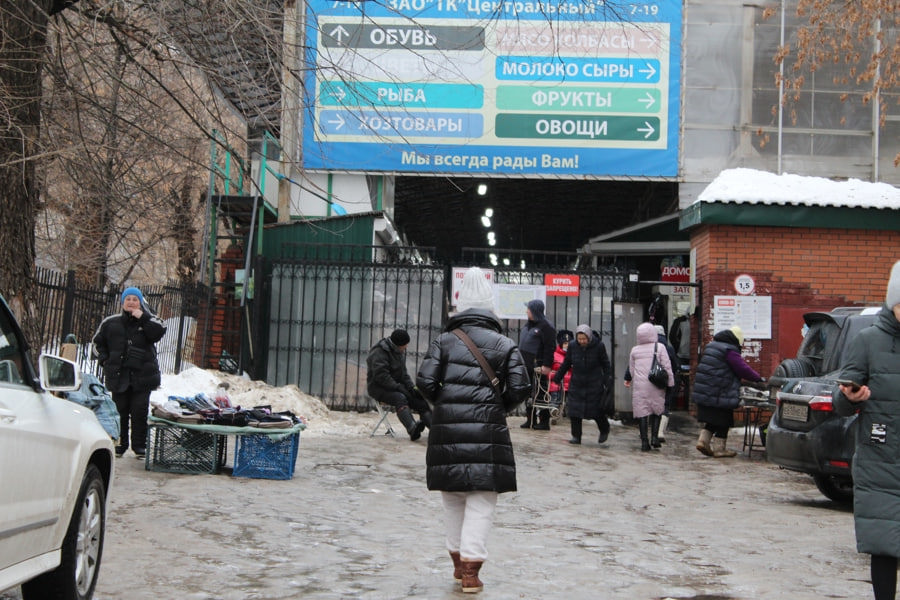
[[544, 274, 580, 296]]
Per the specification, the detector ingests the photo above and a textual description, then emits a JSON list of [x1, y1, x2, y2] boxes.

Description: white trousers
[[441, 490, 498, 561]]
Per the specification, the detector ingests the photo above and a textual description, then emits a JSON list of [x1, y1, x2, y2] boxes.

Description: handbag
[[648, 342, 669, 389], [451, 328, 503, 400], [599, 373, 615, 417]]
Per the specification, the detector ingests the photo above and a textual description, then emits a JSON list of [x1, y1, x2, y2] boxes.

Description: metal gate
[[265, 257, 446, 411], [264, 247, 636, 411]]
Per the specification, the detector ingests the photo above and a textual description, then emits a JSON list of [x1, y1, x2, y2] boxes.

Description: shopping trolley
[[529, 367, 566, 425]]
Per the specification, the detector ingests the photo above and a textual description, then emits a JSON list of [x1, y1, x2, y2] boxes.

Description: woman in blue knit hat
[[91, 287, 166, 458]]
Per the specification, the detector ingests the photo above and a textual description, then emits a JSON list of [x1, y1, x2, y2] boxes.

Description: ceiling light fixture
[[502, 258, 510, 266], [484, 207, 493, 217], [477, 183, 488, 196], [481, 216, 491, 227]]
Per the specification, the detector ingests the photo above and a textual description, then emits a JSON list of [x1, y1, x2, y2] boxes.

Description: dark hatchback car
[[765, 306, 881, 503]]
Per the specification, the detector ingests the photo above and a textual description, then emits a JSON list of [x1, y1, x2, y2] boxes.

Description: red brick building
[[682, 170, 900, 378]]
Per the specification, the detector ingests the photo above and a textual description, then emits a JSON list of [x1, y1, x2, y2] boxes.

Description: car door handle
[[0, 407, 16, 423]]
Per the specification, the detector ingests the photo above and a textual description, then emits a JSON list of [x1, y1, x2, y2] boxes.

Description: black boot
[[650, 414, 661, 449], [520, 404, 534, 428], [569, 417, 582, 444], [533, 409, 551, 430], [397, 407, 425, 441], [596, 417, 610, 444], [420, 410, 433, 430], [639, 417, 651, 451]]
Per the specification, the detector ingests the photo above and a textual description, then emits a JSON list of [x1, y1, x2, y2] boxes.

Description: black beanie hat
[[390, 329, 411, 346]]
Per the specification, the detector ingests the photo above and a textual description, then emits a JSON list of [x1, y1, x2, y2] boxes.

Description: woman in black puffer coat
[[416, 267, 531, 594], [92, 287, 166, 458], [553, 324, 612, 445]]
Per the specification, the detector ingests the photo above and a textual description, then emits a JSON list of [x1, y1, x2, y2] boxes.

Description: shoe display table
[[145, 416, 305, 479]]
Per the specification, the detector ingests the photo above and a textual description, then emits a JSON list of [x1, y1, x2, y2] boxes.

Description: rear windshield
[[796, 313, 879, 375], [797, 321, 838, 363]]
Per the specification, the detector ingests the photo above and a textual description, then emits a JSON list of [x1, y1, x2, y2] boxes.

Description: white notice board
[[495, 284, 546, 320], [712, 296, 772, 339]]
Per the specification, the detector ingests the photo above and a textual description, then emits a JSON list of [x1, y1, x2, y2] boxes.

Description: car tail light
[[809, 396, 834, 412], [827, 460, 850, 469]]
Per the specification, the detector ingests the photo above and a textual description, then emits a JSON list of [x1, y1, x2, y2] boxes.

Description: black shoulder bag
[[451, 328, 503, 400], [648, 342, 669, 389]]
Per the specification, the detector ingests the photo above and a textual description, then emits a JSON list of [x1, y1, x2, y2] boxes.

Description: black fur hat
[[556, 329, 573, 345]]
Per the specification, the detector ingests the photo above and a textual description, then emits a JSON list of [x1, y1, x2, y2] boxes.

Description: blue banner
[[303, 0, 682, 177]]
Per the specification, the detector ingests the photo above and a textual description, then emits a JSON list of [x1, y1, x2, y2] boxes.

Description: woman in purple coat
[[692, 326, 765, 457], [625, 322, 674, 451]]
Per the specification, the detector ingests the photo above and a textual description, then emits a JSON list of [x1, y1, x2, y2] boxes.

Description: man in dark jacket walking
[[417, 266, 531, 594], [92, 287, 166, 458], [833, 260, 900, 600], [518, 299, 556, 430], [366, 329, 431, 441]]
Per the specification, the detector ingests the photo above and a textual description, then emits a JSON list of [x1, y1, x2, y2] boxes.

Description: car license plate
[[781, 402, 809, 422]]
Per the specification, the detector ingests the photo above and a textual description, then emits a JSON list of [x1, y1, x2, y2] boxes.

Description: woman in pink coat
[[625, 322, 674, 451]]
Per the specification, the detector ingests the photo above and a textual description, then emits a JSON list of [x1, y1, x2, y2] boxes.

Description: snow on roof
[[696, 168, 900, 210]]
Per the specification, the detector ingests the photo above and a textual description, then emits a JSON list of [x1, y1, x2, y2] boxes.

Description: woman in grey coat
[[833, 260, 900, 600], [417, 267, 531, 594]]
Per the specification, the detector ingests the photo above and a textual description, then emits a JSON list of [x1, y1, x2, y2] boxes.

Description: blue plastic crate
[[233, 431, 300, 480]]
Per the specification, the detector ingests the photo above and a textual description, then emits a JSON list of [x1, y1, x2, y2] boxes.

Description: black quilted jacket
[[416, 309, 531, 493], [92, 309, 166, 394]]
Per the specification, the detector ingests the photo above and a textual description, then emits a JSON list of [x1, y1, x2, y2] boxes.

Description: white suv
[[0, 294, 114, 600]]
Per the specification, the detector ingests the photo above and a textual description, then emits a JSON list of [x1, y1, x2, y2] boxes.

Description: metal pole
[[777, 0, 784, 173]]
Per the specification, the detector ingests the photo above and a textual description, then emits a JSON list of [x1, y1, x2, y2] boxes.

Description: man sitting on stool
[[367, 329, 432, 441]]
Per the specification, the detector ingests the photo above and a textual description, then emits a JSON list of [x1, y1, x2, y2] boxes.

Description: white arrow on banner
[[637, 122, 655, 138], [330, 25, 349, 43]]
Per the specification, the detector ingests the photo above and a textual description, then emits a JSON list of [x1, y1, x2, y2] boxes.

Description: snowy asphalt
[[3, 411, 871, 599]]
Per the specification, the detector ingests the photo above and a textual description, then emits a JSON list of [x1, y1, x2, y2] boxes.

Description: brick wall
[[691, 224, 899, 377]]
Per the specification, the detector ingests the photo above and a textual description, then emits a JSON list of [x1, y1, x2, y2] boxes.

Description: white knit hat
[[456, 267, 494, 312], [887, 260, 900, 308]]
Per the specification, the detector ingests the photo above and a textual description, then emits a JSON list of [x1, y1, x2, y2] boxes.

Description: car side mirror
[[39, 354, 81, 392]]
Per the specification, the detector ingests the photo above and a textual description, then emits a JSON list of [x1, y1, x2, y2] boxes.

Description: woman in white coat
[[625, 322, 674, 451]]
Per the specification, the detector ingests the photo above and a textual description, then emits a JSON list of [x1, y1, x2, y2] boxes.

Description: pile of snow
[[150, 367, 374, 438], [698, 168, 900, 209]]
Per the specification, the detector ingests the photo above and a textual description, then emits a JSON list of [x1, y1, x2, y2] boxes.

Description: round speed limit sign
[[734, 274, 755, 295]]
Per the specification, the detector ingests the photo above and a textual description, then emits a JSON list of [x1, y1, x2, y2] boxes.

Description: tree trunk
[[174, 176, 199, 285], [0, 1, 53, 352]]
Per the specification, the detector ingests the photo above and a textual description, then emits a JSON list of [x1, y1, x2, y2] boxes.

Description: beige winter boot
[[711, 436, 737, 458], [696, 428, 713, 456]]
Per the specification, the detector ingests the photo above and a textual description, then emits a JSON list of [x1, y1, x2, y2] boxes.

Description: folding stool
[[369, 396, 397, 438]]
